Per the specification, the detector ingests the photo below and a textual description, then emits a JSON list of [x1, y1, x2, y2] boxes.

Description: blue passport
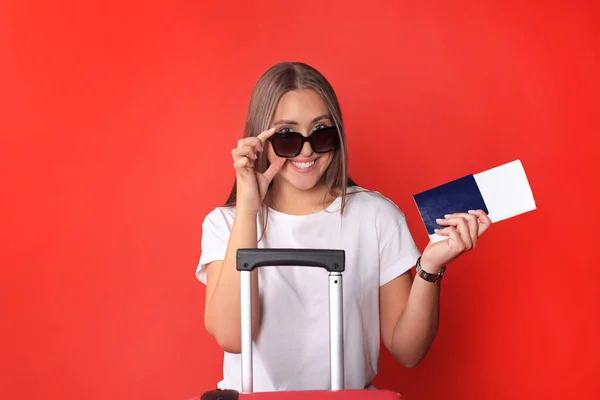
[[413, 174, 489, 235]]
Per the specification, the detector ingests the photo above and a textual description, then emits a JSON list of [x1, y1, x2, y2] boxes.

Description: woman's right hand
[[232, 127, 286, 214]]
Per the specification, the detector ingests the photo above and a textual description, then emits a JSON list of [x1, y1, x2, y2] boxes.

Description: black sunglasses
[[268, 126, 340, 158]]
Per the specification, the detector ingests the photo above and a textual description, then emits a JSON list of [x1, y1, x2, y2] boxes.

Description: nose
[[300, 140, 313, 156]]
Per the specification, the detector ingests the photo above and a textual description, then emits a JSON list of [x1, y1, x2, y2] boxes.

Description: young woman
[[196, 62, 492, 392]]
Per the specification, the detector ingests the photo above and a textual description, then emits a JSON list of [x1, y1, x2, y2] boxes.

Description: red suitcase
[[195, 248, 404, 400]]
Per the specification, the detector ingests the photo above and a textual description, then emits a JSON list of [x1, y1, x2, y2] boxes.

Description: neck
[[268, 179, 338, 216]]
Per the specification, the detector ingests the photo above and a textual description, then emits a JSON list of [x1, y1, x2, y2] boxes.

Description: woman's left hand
[[420, 209, 493, 273]]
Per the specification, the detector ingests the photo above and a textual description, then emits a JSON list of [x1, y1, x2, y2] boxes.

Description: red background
[[1, 1, 599, 399]]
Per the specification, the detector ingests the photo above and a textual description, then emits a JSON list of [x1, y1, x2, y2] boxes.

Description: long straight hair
[[224, 62, 358, 238]]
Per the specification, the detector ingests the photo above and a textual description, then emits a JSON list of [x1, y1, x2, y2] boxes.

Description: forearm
[[390, 263, 441, 367], [205, 209, 261, 352]]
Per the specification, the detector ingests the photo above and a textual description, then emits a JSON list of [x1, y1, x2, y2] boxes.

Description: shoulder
[[344, 186, 408, 223], [202, 206, 237, 233], [342, 185, 415, 247]]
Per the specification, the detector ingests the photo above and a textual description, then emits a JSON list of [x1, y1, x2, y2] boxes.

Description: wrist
[[235, 206, 259, 219], [419, 256, 443, 274]]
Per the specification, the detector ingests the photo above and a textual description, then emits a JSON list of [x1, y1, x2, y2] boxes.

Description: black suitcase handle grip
[[236, 248, 345, 272]]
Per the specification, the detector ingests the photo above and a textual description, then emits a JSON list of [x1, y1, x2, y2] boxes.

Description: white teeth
[[290, 160, 315, 169]]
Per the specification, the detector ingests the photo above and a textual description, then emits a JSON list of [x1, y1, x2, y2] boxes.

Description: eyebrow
[[272, 114, 331, 126]]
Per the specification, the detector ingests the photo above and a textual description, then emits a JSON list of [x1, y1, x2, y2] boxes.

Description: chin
[[289, 179, 322, 191], [278, 171, 322, 191]]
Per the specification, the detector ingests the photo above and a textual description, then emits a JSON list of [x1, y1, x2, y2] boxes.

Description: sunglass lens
[[270, 133, 302, 157], [311, 127, 339, 153]]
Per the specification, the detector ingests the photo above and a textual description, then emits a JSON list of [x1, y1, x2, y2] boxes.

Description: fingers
[[434, 226, 467, 252], [442, 212, 478, 248], [232, 144, 258, 162], [469, 209, 493, 235], [233, 154, 254, 170], [256, 127, 276, 142], [231, 128, 277, 164], [441, 209, 492, 240], [233, 138, 263, 159], [262, 156, 286, 182], [240, 136, 265, 153], [437, 216, 473, 250]]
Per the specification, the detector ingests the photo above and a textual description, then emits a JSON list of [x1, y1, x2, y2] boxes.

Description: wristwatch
[[415, 256, 446, 284]]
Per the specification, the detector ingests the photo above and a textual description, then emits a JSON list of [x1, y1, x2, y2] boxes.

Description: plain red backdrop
[[1, 1, 599, 399]]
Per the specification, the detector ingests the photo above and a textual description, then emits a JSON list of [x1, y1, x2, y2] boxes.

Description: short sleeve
[[196, 207, 233, 284], [378, 206, 422, 287]]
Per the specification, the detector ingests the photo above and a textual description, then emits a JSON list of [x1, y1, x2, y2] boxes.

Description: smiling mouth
[[289, 160, 316, 169]]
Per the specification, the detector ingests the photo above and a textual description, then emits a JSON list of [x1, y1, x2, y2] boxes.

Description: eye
[[312, 123, 329, 131], [278, 127, 293, 133]]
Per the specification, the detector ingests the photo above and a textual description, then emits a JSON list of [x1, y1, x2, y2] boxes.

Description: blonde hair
[[224, 62, 357, 237]]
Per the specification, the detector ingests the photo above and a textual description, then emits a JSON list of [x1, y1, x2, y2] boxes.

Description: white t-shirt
[[196, 186, 421, 392]]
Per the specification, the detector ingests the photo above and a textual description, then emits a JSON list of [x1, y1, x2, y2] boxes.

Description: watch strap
[[416, 256, 446, 284]]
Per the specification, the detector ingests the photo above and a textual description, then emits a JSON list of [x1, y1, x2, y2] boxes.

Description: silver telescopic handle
[[240, 270, 253, 393], [237, 248, 346, 393], [329, 271, 344, 391]]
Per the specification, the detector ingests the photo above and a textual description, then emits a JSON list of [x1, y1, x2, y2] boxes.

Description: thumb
[[262, 157, 286, 182]]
